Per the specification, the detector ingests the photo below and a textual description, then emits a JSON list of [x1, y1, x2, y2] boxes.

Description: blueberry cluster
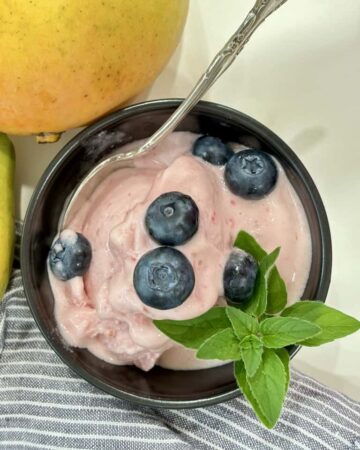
[[50, 135, 272, 311], [135, 135, 271, 310], [191, 135, 275, 304], [193, 135, 278, 199], [134, 191, 198, 310]]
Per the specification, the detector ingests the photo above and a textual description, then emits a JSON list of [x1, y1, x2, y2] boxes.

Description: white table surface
[[11, 0, 360, 400]]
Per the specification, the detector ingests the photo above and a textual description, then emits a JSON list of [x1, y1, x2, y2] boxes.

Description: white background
[[11, 0, 360, 400]]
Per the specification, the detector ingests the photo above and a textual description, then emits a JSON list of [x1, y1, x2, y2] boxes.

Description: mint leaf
[[281, 301, 360, 346], [234, 360, 273, 429], [260, 316, 321, 348], [234, 230, 287, 314], [154, 307, 230, 349], [275, 348, 290, 393], [226, 306, 259, 340], [250, 248, 280, 317], [267, 272, 287, 315], [257, 247, 280, 316], [196, 328, 241, 360], [234, 230, 266, 261], [240, 335, 263, 377], [246, 348, 286, 428]]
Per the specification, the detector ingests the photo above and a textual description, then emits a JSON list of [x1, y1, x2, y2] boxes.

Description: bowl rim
[[21, 98, 332, 408]]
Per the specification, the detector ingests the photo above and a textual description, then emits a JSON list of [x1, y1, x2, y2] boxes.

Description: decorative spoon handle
[[130, 0, 288, 159]]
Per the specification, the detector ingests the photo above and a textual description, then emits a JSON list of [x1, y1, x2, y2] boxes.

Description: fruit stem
[[36, 132, 62, 144]]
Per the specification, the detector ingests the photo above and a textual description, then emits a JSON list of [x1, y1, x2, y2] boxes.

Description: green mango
[[0, 133, 15, 300]]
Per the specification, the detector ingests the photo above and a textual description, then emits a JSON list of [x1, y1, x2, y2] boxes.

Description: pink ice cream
[[49, 132, 312, 371]]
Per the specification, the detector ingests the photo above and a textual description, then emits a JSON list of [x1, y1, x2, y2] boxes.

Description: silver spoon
[[61, 0, 288, 227]]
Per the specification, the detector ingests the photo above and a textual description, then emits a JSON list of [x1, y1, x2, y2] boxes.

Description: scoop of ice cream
[[105, 154, 229, 322], [49, 132, 312, 371]]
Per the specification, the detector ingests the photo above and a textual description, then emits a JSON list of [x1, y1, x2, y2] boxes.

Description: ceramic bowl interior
[[21, 99, 332, 408]]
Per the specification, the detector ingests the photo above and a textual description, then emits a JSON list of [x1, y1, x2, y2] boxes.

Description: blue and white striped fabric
[[1, 226, 359, 449]]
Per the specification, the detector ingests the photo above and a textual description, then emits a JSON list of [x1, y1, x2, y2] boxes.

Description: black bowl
[[21, 99, 332, 408]]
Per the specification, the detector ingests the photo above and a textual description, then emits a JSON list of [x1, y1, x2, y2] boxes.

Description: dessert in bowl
[[21, 99, 332, 407], [48, 131, 312, 371]]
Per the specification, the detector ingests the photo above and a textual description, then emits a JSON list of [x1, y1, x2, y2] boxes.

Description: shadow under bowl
[[21, 99, 332, 408]]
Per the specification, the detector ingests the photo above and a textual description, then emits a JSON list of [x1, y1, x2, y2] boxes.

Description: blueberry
[[49, 230, 92, 281], [225, 149, 278, 199], [192, 135, 234, 165], [145, 192, 199, 246], [223, 250, 258, 304], [133, 247, 195, 310]]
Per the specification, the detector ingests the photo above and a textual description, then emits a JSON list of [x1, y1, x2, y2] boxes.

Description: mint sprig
[[153, 230, 360, 429]]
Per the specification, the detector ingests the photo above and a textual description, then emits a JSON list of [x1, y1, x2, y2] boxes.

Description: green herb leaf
[[260, 316, 321, 348], [152, 227, 360, 431], [250, 248, 281, 317], [281, 301, 360, 346], [275, 348, 290, 393], [267, 271, 287, 315], [234, 231, 287, 314], [234, 230, 266, 261], [239, 335, 263, 377], [153, 307, 231, 350], [226, 306, 259, 340], [239, 249, 279, 317], [196, 328, 241, 360], [234, 360, 273, 429], [246, 348, 287, 428]]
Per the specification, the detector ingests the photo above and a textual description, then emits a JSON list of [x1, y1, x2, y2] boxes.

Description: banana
[[0, 133, 15, 301]]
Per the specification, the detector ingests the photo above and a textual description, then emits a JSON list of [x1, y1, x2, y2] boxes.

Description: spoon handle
[[135, 0, 288, 157]]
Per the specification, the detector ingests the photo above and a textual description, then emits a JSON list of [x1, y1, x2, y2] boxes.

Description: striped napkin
[[0, 225, 359, 450]]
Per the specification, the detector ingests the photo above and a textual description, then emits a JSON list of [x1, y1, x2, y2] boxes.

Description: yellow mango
[[0, 0, 188, 137]]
